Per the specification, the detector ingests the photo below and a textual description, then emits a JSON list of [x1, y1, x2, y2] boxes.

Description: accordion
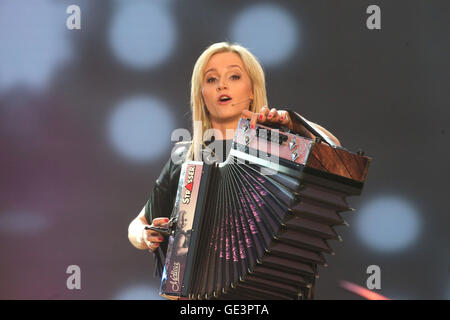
[[157, 118, 371, 300]]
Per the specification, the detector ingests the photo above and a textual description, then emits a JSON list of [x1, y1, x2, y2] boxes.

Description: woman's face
[[179, 211, 188, 229], [201, 52, 254, 124]]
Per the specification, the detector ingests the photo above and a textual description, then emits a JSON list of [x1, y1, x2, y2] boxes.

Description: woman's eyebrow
[[204, 65, 242, 76]]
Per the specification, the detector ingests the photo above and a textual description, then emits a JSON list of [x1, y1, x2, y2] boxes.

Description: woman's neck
[[209, 117, 240, 140]]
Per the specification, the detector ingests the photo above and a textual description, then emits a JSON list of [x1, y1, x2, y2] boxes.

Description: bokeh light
[[0, 211, 50, 235], [0, 0, 72, 92], [106, 95, 175, 162], [108, 1, 176, 69], [229, 3, 299, 67], [355, 196, 421, 253]]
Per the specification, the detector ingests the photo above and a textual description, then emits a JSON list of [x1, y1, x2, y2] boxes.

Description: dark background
[[0, 0, 448, 299]]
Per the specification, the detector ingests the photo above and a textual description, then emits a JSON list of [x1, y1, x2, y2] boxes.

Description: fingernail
[[268, 114, 272, 119], [258, 114, 263, 121], [159, 237, 163, 241], [164, 218, 169, 222], [251, 124, 255, 129]]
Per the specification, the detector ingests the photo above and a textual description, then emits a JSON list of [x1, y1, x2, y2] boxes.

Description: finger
[[241, 109, 262, 128], [143, 230, 164, 242], [143, 227, 165, 238], [153, 217, 169, 226], [240, 109, 253, 120], [279, 110, 291, 126], [143, 229, 161, 240], [150, 231, 162, 237], [255, 106, 270, 123], [257, 108, 268, 122], [260, 105, 270, 114], [250, 112, 258, 129], [148, 235, 165, 243], [267, 108, 279, 122], [257, 112, 265, 123], [142, 226, 152, 237], [148, 242, 160, 252]]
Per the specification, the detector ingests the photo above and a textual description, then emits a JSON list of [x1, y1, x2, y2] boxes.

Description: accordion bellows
[[159, 119, 371, 300]]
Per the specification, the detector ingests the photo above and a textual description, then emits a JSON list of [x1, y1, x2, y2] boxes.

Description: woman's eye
[[206, 75, 239, 83]]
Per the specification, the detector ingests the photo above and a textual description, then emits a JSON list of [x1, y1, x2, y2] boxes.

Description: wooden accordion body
[[159, 119, 371, 300]]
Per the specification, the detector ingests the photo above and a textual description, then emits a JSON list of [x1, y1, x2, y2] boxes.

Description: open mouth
[[218, 95, 232, 104]]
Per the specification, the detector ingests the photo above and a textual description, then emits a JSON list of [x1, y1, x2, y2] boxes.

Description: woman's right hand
[[143, 217, 169, 252]]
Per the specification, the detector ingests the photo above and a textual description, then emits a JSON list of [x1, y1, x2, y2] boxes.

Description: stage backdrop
[[0, 0, 448, 300]]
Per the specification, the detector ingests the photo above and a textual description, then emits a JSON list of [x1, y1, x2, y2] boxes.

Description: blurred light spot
[[229, 4, 298, 67], [355, 196, 420, 252], [107, 95, 174, 162], [0, 211, 50, 235], [340, 280, 390, 300], [0, 0, 71, 92], [114, 284, 163, 300], [109, 1, 176, 69]]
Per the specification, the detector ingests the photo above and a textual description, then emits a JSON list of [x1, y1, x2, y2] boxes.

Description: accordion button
[[289, 139, 297, 150], [245, 135, 251, 145]]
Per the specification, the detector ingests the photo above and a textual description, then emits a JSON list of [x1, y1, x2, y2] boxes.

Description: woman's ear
[[249, 90, 254, 110]]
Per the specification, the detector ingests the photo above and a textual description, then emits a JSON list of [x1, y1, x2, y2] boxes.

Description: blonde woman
[[128, 42, 340, 277]]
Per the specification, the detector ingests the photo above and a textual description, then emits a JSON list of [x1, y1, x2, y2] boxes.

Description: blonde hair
[[185, 41, 268, 161]]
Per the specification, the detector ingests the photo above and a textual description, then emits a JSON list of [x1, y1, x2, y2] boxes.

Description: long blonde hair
[[185, 42, 268, 161]]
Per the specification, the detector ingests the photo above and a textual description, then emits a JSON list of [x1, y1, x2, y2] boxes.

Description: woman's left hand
[[241, 106, 294, 130]]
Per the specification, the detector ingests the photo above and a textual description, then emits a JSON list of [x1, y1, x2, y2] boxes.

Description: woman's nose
[[217, 76, 228, 91]]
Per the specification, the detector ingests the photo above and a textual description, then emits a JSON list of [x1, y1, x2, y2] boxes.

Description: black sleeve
[[142, 144, 187, 278], [144, 157, 174, 225]]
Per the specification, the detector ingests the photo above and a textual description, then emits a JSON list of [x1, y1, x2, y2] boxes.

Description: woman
[[128, 42, 340, 274]]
